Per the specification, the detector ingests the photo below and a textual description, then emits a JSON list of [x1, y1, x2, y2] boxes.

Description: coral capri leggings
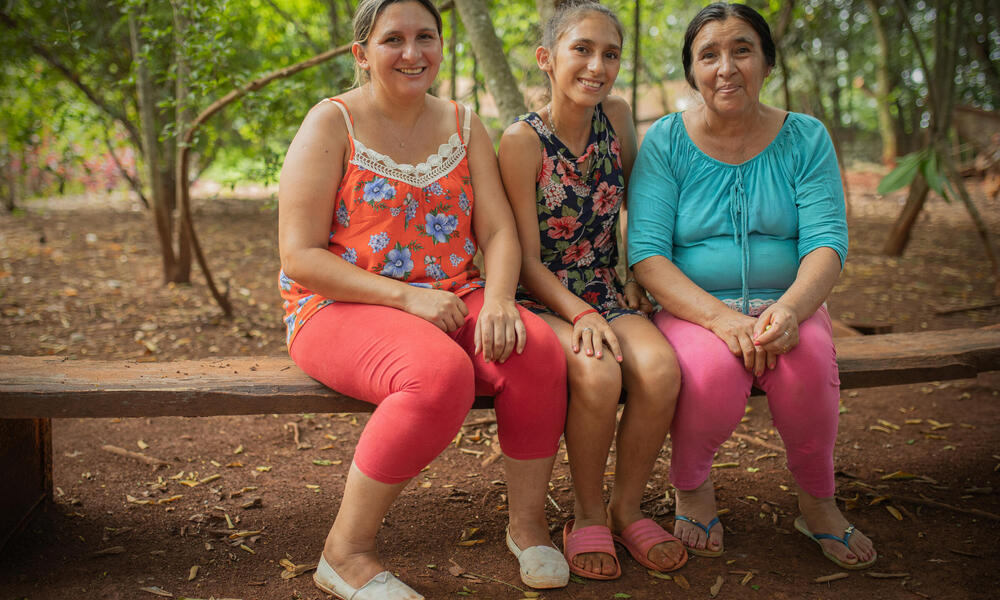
[[654, 306, 840, 498], [289, 288, 567, 484]]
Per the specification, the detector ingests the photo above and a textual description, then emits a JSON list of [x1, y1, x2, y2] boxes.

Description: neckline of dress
[[678, 110, 792, 168], [538, 104, 603, 162], [350, 131, 464, 171]]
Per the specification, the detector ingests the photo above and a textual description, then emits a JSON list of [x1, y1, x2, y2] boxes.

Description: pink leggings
[[289, 289, 567, 484], [654, 306, 840, 498]]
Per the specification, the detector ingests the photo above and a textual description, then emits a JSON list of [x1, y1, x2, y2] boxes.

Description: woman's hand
[[752, 303, 800, 370], [474, 297, 527, 363], [573, 312, 623, 362], [617, 280, 655, 314], [706, 309, 772, 374], [402, 287, 469, 332]]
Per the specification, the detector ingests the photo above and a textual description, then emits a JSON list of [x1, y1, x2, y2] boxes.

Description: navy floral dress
[[515, 103, 643, 322]]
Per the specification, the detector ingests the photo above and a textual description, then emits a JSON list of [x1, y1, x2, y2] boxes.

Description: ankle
[[572, 501, 609, 527], [606, 501, 644, 531]]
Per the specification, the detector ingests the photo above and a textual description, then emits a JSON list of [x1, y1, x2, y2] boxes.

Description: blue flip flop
[[674, 514, 724, 557], [794, 515, 877, 570]]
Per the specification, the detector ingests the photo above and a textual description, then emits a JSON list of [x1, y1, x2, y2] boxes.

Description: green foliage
[[876, 147, 955, 201], [3, 0, 998, 193]]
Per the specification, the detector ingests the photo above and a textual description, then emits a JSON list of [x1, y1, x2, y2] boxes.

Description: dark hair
[[681, 3, 776, 90], [352, 0, 443, 85], [541, 0, 624, 50]]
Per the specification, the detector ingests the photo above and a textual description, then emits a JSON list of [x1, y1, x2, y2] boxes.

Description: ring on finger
[[582, 327, 593, 333], [782, 330, 790, 338]]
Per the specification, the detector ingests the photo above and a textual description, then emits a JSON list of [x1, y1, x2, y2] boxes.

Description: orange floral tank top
[[279, 98, 485, 347]]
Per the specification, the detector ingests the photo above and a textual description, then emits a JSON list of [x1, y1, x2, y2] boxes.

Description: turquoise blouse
[[627, 111, 847, 314]]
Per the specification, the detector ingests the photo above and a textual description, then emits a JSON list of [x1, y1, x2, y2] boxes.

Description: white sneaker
[[313, 555, 424, 600]]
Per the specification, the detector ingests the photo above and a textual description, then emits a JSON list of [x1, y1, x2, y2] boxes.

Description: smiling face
[[689, 17, 771, 118], [352, 1, 443, 97], [539, 13, 622, 108]]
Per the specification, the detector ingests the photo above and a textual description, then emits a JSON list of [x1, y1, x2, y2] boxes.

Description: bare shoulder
[[498, 120, 542, 163], [602, 95, 635, 131], [300, 96, 351, 143]]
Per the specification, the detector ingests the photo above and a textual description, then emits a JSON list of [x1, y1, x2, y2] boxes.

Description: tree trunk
[[631, 2, 639, 125], [172, 0, 192, 283], [884, 0, 961, 255], [883, 174, 929, 256], [772, 0, 795, 112], [864, 0, 898, 165], [453, 0, 527, 125], [449, 8, 458, 100], [129, 8, 177, 283]]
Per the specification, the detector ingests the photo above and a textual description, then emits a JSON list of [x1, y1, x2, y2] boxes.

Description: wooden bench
[[2, 327, 999, 548]]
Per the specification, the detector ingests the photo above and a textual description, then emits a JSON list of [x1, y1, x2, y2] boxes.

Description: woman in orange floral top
[[278, 1, 570, 598]]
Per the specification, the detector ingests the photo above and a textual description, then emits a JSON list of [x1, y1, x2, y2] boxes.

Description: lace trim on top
[[351, 134, 466, 188], [327, 98, 470, 189]]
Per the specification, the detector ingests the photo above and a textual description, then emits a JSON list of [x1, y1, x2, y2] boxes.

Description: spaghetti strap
[[451, 101, 472, 146], [325, 98, 357, 141], [462, 103, 472, 146]]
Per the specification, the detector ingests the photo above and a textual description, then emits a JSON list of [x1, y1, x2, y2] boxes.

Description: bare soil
[[1, 169, 999, 600]]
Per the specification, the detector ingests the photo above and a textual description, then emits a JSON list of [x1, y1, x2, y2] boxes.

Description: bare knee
[[623, 345, 681, 404], [567, 353, 622, 415]]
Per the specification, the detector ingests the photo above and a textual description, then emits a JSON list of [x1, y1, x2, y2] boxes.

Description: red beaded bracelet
[[572, 308, 598, 324]]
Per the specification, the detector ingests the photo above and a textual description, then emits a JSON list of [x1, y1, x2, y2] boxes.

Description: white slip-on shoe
[[505, 526, 570, 589], [313, 555, 424, 600]]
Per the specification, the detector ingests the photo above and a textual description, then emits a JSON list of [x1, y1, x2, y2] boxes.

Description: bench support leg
[[0, 418, 52, 550]]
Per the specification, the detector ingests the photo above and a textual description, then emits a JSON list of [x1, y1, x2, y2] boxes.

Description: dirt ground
[[1, 169, 999, 600]]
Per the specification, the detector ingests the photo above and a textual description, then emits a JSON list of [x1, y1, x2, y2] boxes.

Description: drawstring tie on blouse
[[729, 166, 751, 315]]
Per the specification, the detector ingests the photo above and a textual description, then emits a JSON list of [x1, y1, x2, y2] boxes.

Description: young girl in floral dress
[[498, 0, 686, 580]]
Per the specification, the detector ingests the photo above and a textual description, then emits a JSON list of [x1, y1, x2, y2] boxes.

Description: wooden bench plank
[[1, 328, 998, 419]]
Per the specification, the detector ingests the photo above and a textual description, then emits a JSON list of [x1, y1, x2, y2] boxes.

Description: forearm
[[632, 255, 736, 327], [479, 225, 522, 302], [519, 257, 592, 322], [775, 247, 842, 322], [281, 247, 410, 309]]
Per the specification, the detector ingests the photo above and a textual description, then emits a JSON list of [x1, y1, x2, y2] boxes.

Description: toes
[[649, 540, 684, 570], [574, 552, 615, 576], [708, 528, 724, 550]]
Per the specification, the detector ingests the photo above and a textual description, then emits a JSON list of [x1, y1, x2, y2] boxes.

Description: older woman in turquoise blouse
[[627, 3, 877, 570]]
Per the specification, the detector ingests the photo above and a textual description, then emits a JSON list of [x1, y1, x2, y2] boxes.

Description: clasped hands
[[708, 303, 800, 376]]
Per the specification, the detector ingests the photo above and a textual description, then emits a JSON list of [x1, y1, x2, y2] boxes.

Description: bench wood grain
[[1, 328, 999, 419]]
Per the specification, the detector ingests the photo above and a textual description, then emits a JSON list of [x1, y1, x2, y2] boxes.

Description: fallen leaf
[[448, 559, 466, 577], [881, 471, 918, 480], [188, 565, 199, 581], [865, 572, 910, 579], [91, 546, 126, 557], [139, 587, 173, 597], [674, 574, 690, 589], [710, 575, 724, 597], [813, 572, 849, 583], [646, 569, 672, 580], [711, 462, 740, 469], [137, 440, 149, 449], [885, 505, 903, 520]]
